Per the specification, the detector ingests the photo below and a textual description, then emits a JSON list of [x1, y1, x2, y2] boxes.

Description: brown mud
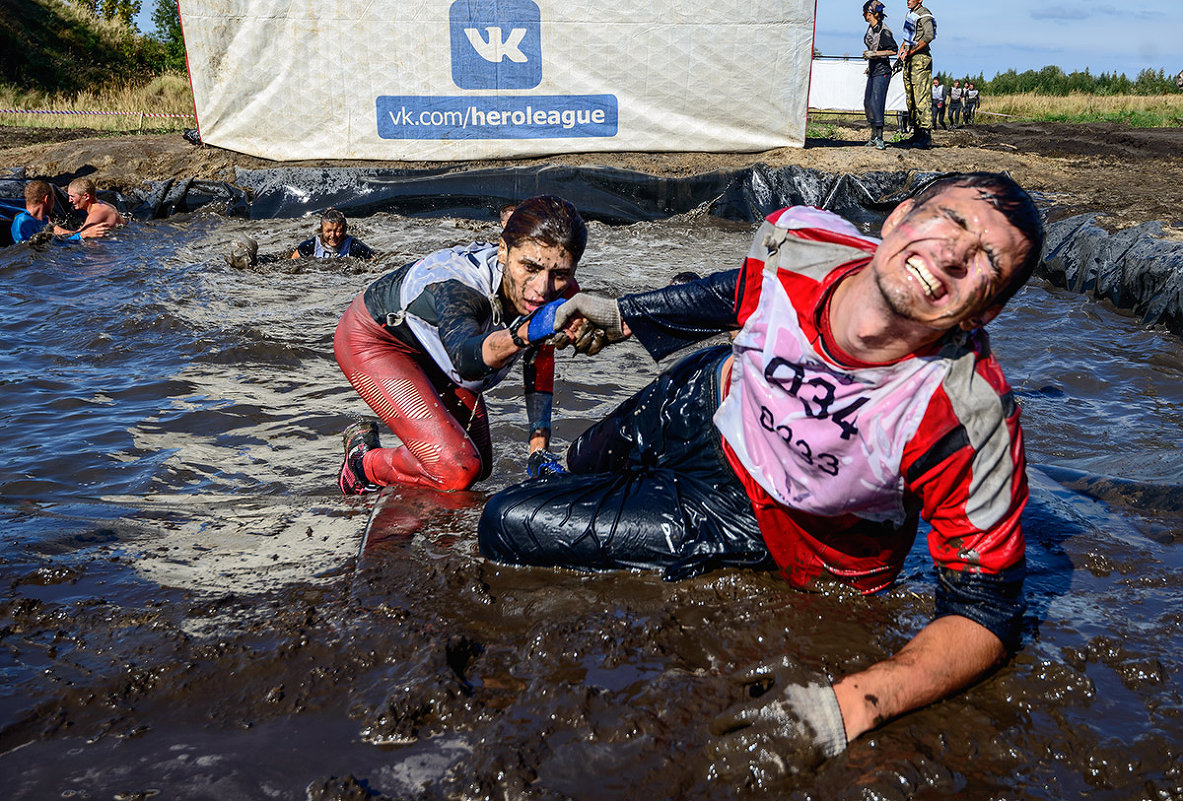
[[2, 124, 1183, 800], [3, 121, 1183, 235]]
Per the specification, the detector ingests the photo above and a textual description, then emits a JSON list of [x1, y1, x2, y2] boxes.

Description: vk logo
[[450, 0, 542, 90]]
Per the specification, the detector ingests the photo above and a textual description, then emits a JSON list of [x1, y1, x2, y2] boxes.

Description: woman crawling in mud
[[333, 194, 585, 494], [479, 172, 1045, 782]]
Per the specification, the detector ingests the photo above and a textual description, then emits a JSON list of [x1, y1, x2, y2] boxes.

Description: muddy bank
[[3, 121, 1183, 235]]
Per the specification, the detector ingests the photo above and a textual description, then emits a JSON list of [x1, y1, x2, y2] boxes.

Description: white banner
[[179, 0, 815, 161], [807, 57, 908, 114]]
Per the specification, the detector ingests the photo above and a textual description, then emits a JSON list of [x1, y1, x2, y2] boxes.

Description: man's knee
[[478, 484, 542, 564]]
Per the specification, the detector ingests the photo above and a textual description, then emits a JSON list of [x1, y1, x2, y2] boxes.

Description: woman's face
[[498, 238, 577, 317]]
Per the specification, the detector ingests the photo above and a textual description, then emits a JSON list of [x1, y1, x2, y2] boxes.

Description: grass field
[[0, 73, 195, 131], [979, 91, 1183, 126], [2, 80, 1181, 133]]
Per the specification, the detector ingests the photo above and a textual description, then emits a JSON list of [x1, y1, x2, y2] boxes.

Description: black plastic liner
[[1041, 214, 1183, 335], [3, 163, 1181, 336]]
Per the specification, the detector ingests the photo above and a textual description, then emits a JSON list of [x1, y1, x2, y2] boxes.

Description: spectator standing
[[897, 0, 937, 148], [861, 1, 898, 151], [931, 77, 947, 130], [949, 79, 964, 126], [964, 83, 980, 124]]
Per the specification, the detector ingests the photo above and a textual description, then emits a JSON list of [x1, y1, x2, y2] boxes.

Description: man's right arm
[[616, 269, 741, 361]]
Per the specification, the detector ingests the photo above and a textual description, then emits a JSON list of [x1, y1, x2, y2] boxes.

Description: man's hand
[[707, 656, 846, 786], [551, 293, 628, 355]]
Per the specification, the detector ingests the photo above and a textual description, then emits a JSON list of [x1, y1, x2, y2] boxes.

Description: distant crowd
[[859, 0, 979, 150]]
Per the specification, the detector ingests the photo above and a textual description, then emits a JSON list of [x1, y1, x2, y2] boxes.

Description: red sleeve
[[902, 353, 1027, 576]]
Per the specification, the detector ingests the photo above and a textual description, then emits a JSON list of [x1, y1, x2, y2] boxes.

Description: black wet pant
[[478, 346, 773, 581]]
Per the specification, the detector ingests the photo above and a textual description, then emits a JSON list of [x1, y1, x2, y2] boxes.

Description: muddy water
[[1, 209, 1181, 800]]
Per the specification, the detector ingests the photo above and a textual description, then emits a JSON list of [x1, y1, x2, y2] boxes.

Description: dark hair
[[501, 195, 587, 263], [24, 179, 52, 204], [909, 172, 1045, 307], [320, 208, 347, 228], [863, 1, 885, 17]]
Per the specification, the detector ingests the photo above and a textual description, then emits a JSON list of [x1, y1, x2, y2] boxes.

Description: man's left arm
[[832, 613, 1005, 740], [834, 365, 1029, 739]]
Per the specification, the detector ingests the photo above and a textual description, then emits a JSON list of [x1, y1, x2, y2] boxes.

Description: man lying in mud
[[478, 173, 1044, 775]]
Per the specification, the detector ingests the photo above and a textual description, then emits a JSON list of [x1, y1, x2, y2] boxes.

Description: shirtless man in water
[[54, 178, 124, 239]]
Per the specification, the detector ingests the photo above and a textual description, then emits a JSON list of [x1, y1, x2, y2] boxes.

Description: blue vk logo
[[450, 0, 542, 90]]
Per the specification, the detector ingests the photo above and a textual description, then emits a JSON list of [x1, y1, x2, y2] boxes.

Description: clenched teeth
[[906, 256, 944, 299]]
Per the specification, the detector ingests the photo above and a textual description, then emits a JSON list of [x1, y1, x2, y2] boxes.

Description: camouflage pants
[[902, 52, 933, 131]]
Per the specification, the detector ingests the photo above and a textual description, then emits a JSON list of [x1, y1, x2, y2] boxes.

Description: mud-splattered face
[[497, 237, 577, 317], [871, 185, 1031, 333], [320, 221, 347, 249]]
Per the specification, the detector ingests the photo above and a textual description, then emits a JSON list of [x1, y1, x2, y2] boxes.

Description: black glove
[[526, 449, 567, 478], [552, 293, 627, 355], [707, 657, 847, 787]]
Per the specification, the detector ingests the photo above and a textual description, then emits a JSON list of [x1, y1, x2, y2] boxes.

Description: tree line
[[67, 0, 184, 72], [69, 2, 1183, 97], [937, 65, 1181, 96]]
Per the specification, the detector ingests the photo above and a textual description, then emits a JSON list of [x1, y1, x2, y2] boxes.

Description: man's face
[[320, 221, 347, 249], [498, 237, 577, 317], [906, 0, 922, 9], [67, 188, 91, 211], [871, 185, 1031, 333]]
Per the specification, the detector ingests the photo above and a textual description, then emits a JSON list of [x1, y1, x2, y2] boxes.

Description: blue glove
[[527, 449, 567, 478], [525, 298, 567, 344]]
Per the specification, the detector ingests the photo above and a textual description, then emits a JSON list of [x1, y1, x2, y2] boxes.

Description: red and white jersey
[[718, 207, 1027, 593]]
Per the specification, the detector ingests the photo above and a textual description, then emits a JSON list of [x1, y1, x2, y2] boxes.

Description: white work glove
[[707, 656, 847, 787], [551, 293, 627, 355]]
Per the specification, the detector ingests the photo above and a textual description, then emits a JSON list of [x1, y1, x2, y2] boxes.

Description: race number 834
[[758, 357, 872, 477]]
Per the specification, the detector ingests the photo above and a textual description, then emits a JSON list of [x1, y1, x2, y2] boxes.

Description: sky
[[132, 2, 1183, 84], [814, 1, 1183, 81]]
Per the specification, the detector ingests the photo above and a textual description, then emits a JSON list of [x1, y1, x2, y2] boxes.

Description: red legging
[[334, 294, 492, 491]]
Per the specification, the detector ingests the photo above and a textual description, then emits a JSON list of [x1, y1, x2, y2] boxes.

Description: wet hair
[[24, 179, 52, 204], [320, 208, 347, 229], [862, 1, 885, 17], [67, 177, 96, 197], [501, 195, 587, 263], [669, 271, 702, 286], [909, 172, 1045, 307]]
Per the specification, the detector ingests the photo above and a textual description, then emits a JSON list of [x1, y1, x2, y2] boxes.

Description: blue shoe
[[339, 421, 380, 495]]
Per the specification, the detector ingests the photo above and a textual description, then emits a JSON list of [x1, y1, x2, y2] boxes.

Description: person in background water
[[897, 0, 937, 148], [479, 173, 1043, 782], [861, 1, 898, 151], [948, 79, 964, 127], [292, 208, 375, 260], [964, 83, 980, 125], [333, 194, 587, 494], [54, 177, 122, 239], [10, 180, 55, 243], [932, 77, 948, 130]]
